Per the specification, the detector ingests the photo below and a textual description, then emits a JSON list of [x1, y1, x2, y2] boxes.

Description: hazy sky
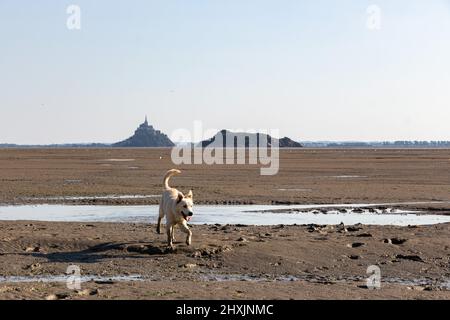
[[1, 0, 450, 144]]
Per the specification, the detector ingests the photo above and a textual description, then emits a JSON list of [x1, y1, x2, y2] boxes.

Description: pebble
[[46, 293, 68, 300], [77, 288, 98, 296], [347, 242, 366, 248], [356, 233, 373, 238]]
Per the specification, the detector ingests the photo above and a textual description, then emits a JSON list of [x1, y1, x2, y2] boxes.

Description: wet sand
[[0, 221, 449, 299], [0, 148, 449, 299], [0, 148, 449, 207]]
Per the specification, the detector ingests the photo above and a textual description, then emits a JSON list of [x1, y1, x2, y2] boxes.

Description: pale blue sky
[[1, 0, 450, 144]]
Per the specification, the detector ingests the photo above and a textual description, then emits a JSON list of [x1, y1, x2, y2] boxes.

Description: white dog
[[157, 169, 194, 249]]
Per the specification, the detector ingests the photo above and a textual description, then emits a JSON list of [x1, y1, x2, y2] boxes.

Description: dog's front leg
[[166, 224, 174, 249], [171, 226, 176, 242], [180, 221, 192, 246]]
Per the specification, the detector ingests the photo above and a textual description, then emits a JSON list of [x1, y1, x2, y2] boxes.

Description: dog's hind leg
[[157, 217, 162, 234], [157, 205, 164, 234], [179, 221, 192, 246]]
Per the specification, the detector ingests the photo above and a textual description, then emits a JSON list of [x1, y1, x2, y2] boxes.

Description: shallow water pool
[[0, 203, 449, 226]]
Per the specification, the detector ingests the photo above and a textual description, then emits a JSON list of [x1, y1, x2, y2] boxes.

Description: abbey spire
[[113, 117, 174, 147]]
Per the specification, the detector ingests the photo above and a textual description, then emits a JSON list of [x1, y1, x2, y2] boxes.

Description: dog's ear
[[177, 193, 184, 204], [186, 190, 193, 199]]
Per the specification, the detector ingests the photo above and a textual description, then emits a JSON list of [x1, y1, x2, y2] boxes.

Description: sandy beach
[[0, 221, 449, 299], [0, 148, 449, 207], [0, 148, 449, 299]]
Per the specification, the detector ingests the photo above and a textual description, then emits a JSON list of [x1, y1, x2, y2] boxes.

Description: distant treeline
[[2, 141, 450, 149], [302, 141, 450, 148]]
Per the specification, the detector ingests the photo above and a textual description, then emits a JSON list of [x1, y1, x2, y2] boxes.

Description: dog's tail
[[163, 169, 181, 190]]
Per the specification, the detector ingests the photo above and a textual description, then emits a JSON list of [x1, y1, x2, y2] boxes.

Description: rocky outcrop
[[113, 117, 174, 147], [199, 130, 302, 148], [278, 137, 303, 148]]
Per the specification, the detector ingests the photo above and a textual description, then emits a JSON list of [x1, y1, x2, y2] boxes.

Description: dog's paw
[[164, 245, 176, 253]]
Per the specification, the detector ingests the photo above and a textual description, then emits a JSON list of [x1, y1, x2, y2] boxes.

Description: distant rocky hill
[[278, 137, 303, 148], [199, 130, 302, 148], [113, 117, 174, 147]]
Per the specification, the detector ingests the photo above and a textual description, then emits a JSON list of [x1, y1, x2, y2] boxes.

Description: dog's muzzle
[[183, 211, 193, 221]]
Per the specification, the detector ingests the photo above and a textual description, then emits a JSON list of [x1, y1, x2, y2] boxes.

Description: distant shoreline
[[1, 145, 450, 149]]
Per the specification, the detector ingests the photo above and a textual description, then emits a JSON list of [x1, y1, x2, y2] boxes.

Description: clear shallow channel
[[0, 203, 449, 226]]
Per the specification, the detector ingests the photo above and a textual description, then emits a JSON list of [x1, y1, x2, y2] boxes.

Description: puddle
[[384, 278, 450, 290], [1, 272, 447, 290], [199, 273, 450, 289], [249, 207, 415, 215], [64, 180, 82, 184], [0, 275, 145, 284], [245, 201, 449, 212], [276, 188, 312, 192], [330, 175, 367, 179], [102, 159, 135, 162], [0, 203, 449, 226], [200, 273, 303, 282], [22, 195, 161, 201]]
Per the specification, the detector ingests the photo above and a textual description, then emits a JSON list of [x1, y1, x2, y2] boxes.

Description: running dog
[[157, 169, 194, 249]]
